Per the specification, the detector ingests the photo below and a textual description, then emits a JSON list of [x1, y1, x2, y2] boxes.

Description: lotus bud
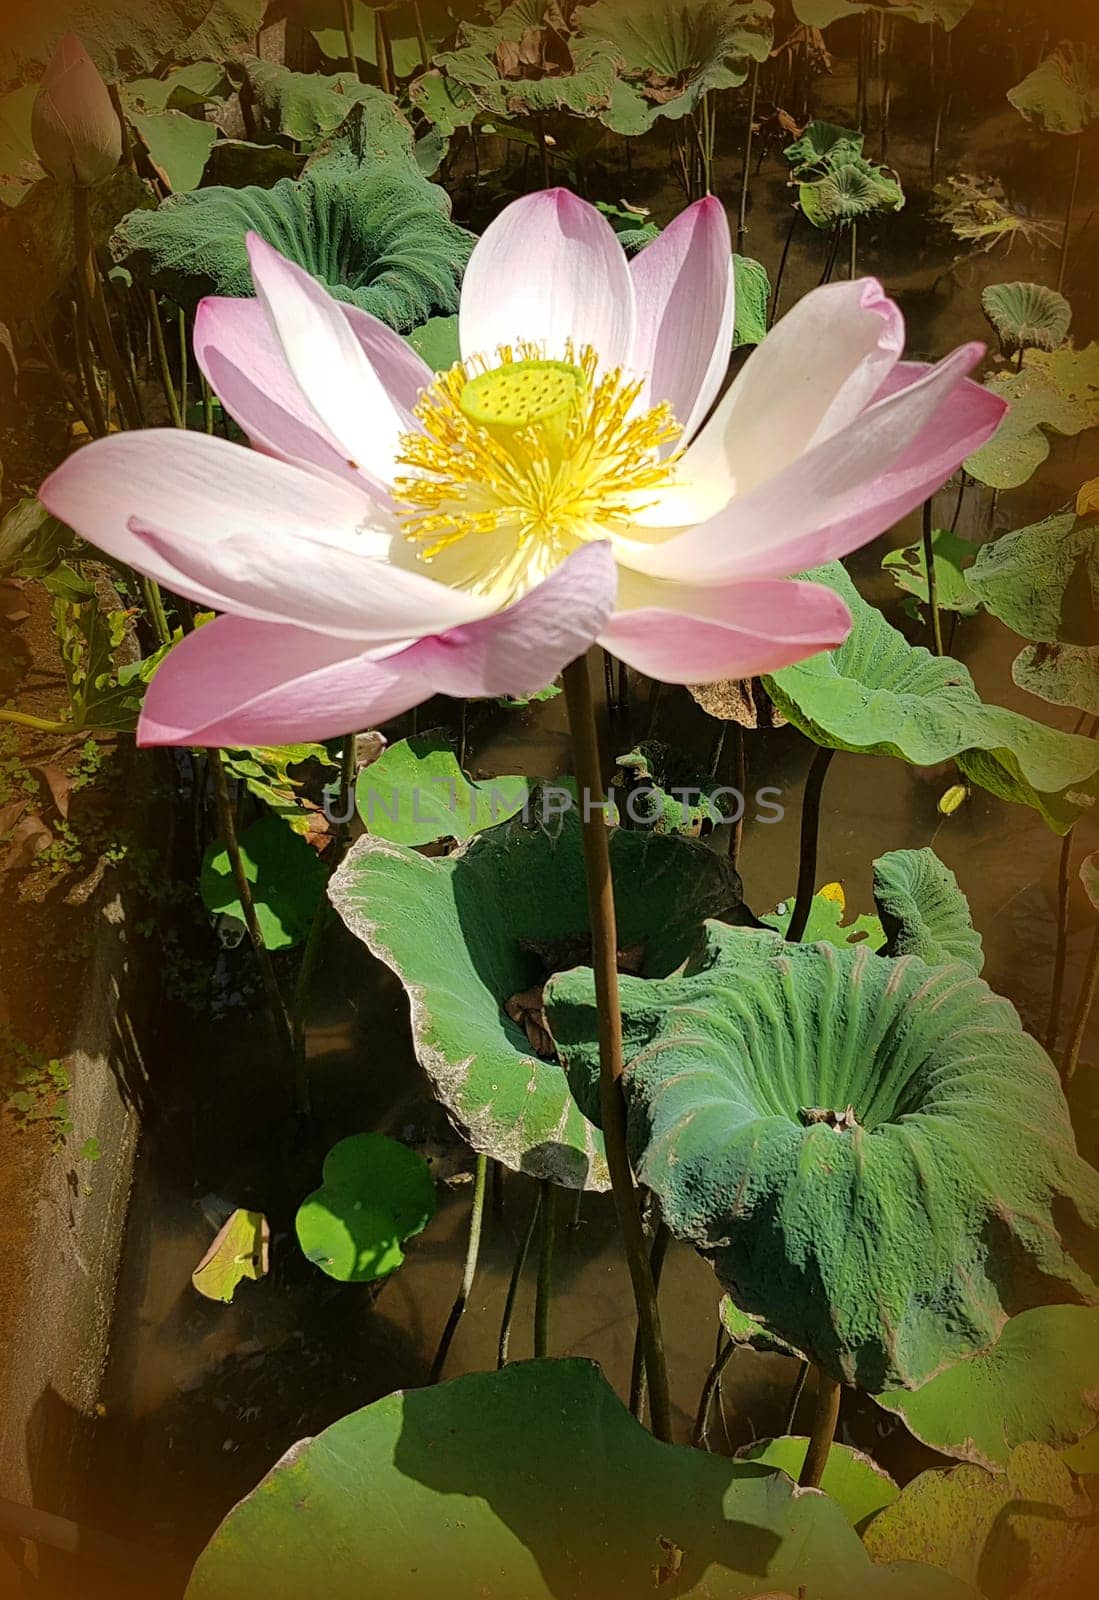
[[32, 34, 122, 188]]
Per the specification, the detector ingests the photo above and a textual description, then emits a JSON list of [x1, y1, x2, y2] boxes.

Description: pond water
[[34, 16, 1099, 1596]]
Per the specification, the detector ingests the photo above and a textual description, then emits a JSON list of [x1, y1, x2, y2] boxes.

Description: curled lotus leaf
[[1008, 43, 1099, 136], [798, 157, 904, 229], [112, 104, 472, 328], [965, 508, 1099, 648], [980, 281, 1072, 353], [783, 118, 864, 176], [965, 342, 1099, 490], [872, 848, 984, 973], [763, 561, 1099, 833], [545, 924, 1099, 1390], [328, 811, 742, 1190], [577, 0, 774, 134], [873, 1305, 1099, 1471], [185, 1357, 974, 1600]]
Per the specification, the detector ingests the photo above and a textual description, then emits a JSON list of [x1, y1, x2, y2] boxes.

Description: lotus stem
[[769, 209, 798, 326], [848, 221, 857, 280], [141, 577, 172, 648], [31, 314, 99, 437], [617, 659, 630, 718], [290, 896, 330, 1117], [431, 1151, 489, 1381], [923, 498, 944, 656], [818, 227, 841, 286], [536, 115, 551, 188], [737, 61, 760, 253], [730, 723, 747, 868], [149, 291, 184, 428], [798, 1369, 842, 1487], [338, 0, 362, 80], [602, 648, 617, 715], [561, 653, 673, 1442], [692, 1335, 735, 1449], [1063, 923, 1099, 1084], [73, 184, 142, 431], [929, 28, 951, 185], [497, 1181, 542, 1367], [412, 0, 431, 69], [0, 708, 75, 735], [534, 1178, 556, 1358], [786, 1358, 810, 1433], [950, 470, 967, 533], [1058, 139, 1083, 296], [210, 750, 296, 1081], [1046, 829, 1075, 1051], [374, 10, 394, 95], [879, 17, 894, 162], [629, 1218, 670, 1422], [787, 746, 836, 943]]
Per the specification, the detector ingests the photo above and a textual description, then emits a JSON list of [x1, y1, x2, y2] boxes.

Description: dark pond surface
[[64, 17, 1099, 1596]]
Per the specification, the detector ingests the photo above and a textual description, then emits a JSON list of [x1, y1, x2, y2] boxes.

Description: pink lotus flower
[[40, 190, 1005, 747]]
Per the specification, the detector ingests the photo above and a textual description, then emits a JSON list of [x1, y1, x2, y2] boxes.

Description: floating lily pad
[[762, 881, 884, 949], [1013, 642, 1099, 716], [295, 1132, 434, 1283], [192, 1209, 270, 1303], [356, 733, 531, 847], [882, 529, 981, 621], [965, 343, 1099, 490], [873, 1306, 1099, 1471], [1008, 43, 1099, 136], [185, 1357, 973, 1600], [981, 282, 1072, 353], [113, 104, 472, 329], [872, 848, 984, 973], [546, 923, 1099, 1390], [578, 0, 773, 134], [329, 812, 742, 1189], [763, 562, 1099, 833], [862, 1443, 1088, 1598], [735, 1436, 899, 1530], [966, 509, 1099, 647], [200, 812, 328, 951]]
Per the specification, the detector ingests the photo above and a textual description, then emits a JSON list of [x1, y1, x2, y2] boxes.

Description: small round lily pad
[[295, 1133, 435, 1283]]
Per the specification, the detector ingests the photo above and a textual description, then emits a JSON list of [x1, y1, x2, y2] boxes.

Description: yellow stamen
[[393, 343, 681, 602]]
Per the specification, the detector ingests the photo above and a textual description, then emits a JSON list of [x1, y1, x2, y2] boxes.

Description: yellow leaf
[[1076, 478, 1099, 517]]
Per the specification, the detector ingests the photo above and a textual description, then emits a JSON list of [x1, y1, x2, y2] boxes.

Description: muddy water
[[79, 21, 1098, 1594]]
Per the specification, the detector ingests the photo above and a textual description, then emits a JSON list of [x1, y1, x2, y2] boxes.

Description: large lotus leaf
[[1008, 43, 1099, 135], [735, 1436, 898, 1530], [981, 282, 1072, 353], [241, 57, 406, 147], [545, 924, 1099, 1390], [965, 343, 1099, 490], [300, 0, 452, 80], [328, 812, 742, 1189], [792, 0, 973, 27], [882, 528, 982, 622], [732, 253, 770, 347], [0, 0, 264, 93], [409, 69, 479, 135], [192, 1209, 269, 1304], [1013, 642, 1099, 716], [798, 156, 904, 229], [578, 0, 773, 133], [762, 562, 1099, 834], [405, 312, 460, 370], [434, 0, 620, 120], [112, 106, 472, 328], [873, 1306, 1099, 1471], [861, 1444, 1088, 1599], [966, 510, 1099, 647], [872, 848, 984, 973], [185, 1357, 973, 1600]]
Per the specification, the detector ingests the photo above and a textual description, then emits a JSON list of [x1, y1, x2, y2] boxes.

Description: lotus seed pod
[[32, 34, 122, 187]]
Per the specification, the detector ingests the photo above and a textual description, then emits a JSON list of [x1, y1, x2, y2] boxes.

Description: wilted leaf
[[192, 1208, 270, 1303], [1008, 43, 1099, 136], [872, 847, 984, 972]]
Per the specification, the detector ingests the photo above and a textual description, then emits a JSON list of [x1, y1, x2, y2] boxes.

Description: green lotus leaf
[[355, 733, 531, 847], [763, 561, 1099, 833], [221, 743, 337, 840], [200, 812, 328, 951], [792, 0, 973, 26], [966, 509, 1099, 647], [735, 1436, 899, 1530], [783, 118, 864, 176], [873, 1306, 1099, 1471], [433, 0, 620, 121], [404, 313, 460, 370], [596, 198, 661, 255], [761, 881, 884, 949], [121, 62, 232, 114], [0, 0, 265, 94], [1013, 643, 1099, 716], [0, 497, 82, 580], [112, 105, 472, 328], [302, 0, 452, 80], [241, 57, 400, 147], [409, 68, 479, 135], [127, 110, 218, 191], [965, 343, 1099, 490], [720, 1293, 800, 1356], [545, 924, 1099, 1389], [981, 281, 1072, 353], [861, 1443, 1088, 1597], [732, 253, 770, 347], [185, 1357, 974, 1600], [872, 848, 984, 973], [577, 0, 773, 134], [798, 156, 904, 229], [882, 529, 981, 621], [192, 1208, 269, 1304], [1008, 43, 1099, 136], [329, 812, 742, 1189], [1061, 1423, 1099, 1476], [295, 1132, 434, 1283]]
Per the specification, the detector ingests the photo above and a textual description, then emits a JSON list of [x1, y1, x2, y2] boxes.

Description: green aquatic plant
[[1008, 42, 1099, 137], [295, 1132, 435, 1283], [965, 507, 1099, 647], [546, 922, 1099, 1390], [964, 344, 1099, 489], [980, 281, 1071, 354], [355, 733, 531, 847], [882, 528, 981, 623], [201, 812, 329, 950]]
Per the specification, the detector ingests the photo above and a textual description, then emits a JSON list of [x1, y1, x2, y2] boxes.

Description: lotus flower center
[[393, 344, 680, 603]]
